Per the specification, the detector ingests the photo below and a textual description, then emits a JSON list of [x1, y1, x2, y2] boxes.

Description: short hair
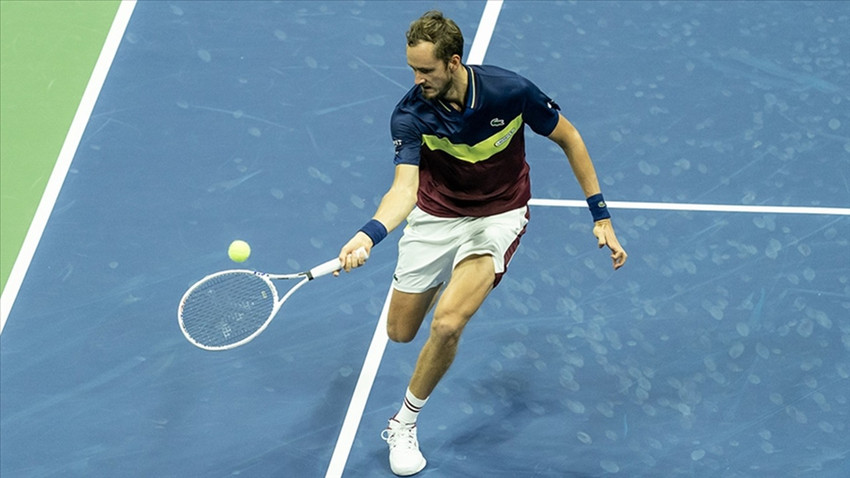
[[405, 10, 464, 63]]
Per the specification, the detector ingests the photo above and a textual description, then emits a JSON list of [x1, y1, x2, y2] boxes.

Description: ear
[[448, 54, 462, 71]]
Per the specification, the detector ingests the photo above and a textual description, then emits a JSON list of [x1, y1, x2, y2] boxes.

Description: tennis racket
[[178, 248, 365, 351]]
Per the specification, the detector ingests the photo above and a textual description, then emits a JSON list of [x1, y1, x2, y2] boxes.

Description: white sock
[[394, 388, 428, 425]]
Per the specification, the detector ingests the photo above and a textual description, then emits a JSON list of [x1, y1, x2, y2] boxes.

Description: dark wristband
[[358, 219, 388, 246], [586, 193, 611, 222]]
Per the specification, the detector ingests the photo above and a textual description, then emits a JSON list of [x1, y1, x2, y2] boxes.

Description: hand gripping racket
[[178, 248, 365, 351]]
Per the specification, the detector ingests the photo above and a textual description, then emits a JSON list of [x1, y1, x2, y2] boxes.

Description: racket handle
[[308, 247, 368, 279]]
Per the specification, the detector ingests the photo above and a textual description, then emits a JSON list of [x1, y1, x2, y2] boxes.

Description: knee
[[387, 320, 417, 343], [429, 314, 466, 345]]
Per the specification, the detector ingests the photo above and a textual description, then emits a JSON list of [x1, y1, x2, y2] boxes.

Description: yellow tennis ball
[[228, 240, 251, 263]]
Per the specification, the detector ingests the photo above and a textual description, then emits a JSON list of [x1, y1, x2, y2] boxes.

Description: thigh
[[433, 254, 495, 330]]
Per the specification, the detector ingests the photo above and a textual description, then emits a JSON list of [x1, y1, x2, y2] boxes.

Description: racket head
[[178, 270, 281, 351]]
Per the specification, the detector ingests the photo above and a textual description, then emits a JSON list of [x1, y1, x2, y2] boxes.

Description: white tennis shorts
[[392, 205, 529, 293]]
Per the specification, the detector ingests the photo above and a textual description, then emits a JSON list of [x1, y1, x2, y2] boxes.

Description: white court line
[[467, 0, 503, 65], [0, 0, 137, 335], [323, 2, 504, 477], [323, 286, 391, 478], [528, 198, 850, 216]]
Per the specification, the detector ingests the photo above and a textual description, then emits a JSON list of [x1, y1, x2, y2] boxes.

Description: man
[[336, 10, 627, 476]]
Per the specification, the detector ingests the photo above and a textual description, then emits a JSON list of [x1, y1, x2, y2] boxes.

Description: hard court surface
[[1, 1, 849, 477]]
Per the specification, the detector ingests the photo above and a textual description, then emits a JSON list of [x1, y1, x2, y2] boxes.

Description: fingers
[[605, 235, 627, 270], [337, 241, 371, 274], [339, 251, 358, 273], [611, 249, 628, 270], [592, 220, 627, 270], [345, 247, 369, 270]]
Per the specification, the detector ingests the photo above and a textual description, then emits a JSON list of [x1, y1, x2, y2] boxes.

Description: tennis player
[[337, 10, 627, 476]]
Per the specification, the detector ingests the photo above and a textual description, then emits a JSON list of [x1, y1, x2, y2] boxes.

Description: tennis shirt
[[391, 64, 561, 218]]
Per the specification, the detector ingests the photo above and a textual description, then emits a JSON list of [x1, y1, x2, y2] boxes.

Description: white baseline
[[529, 198, 850, 216]]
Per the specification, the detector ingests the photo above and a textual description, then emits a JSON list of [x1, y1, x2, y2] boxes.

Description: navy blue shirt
[[391, 64, 560, 217]]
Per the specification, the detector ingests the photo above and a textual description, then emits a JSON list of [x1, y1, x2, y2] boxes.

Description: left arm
[[548, 114, 628, 270], [547, 114, 600, 197]]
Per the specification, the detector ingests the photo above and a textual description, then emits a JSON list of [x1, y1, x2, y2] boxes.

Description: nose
[[414, 72, 426, 85]]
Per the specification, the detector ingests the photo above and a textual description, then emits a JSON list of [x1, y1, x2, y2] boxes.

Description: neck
[[443, 64, 468, 112]]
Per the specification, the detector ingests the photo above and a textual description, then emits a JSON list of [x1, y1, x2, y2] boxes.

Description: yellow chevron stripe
[[421, 114, 523, 164]]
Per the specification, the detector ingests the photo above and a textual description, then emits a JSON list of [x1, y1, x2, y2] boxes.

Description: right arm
[[338, 164, 419, 271]]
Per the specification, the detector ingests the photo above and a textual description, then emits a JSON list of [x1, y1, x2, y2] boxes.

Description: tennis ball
[[228, 240, 251, 263]]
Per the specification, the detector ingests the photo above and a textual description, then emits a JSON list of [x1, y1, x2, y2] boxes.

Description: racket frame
[[177, 252, 362, 351]]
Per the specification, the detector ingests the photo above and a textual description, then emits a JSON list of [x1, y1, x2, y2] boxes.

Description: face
[[406, 41, 456, 100]]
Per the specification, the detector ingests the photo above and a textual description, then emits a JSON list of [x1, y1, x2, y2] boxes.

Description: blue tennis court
[[2, 1, 849, 476]]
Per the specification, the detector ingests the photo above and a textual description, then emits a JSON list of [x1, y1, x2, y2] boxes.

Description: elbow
[[400, 189, 419, 209], [383, 185, 418, 208], [560, 123, 584, 150], [549, 116, 583, 150]]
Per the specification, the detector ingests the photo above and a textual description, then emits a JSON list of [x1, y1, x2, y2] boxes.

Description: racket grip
[[308, 247, 368, 279]]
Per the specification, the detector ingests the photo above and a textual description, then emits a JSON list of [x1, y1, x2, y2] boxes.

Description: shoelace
[[382, 424, 418, 449]]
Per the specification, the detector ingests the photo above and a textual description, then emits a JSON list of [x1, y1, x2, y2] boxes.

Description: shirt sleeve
[[391, 108, 423, 166], [521, 78, 561, 137]]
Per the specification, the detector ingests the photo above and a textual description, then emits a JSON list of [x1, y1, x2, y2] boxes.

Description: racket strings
[[180, 272, 277, 348]]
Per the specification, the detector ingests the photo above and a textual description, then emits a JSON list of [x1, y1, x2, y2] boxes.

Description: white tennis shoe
[[381, 418, 427, 476]]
